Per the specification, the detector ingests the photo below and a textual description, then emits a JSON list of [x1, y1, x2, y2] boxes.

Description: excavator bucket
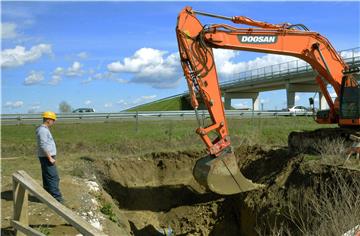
[[193, 151, 264, 195]]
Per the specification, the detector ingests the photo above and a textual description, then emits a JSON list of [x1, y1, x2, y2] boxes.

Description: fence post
[[296, 60, 298, 73], [353, 48, 355, 64], [135, 111, 139, 133], [168, 120, 173, 146], [202, 110, 205, 126], [17, 115, 22, 126], [13, 178, 28, 236]]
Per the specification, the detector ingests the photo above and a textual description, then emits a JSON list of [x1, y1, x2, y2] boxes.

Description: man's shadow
[[1, 190, 42, 203]]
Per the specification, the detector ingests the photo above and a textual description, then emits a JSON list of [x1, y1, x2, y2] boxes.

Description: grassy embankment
[[126, 95, 192, 111]]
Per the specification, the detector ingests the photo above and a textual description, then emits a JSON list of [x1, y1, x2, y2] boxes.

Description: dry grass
[[314, 138, 348, 165], [257, 171, 360, 236]]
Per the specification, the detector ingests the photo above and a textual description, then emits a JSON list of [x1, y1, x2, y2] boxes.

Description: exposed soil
[[1, 175, 105, 236], [94, 146, 360, 235], [3, 146, 358, 235]]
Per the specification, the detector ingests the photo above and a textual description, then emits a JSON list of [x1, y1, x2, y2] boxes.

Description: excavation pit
[[94, 147, 360, 235], [95, 150, 251, 235]]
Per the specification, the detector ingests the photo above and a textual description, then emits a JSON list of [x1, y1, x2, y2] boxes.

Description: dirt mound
[[94, 147, 360, 236]]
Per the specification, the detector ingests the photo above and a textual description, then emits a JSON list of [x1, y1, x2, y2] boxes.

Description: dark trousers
[[38, 156, 63, 202]]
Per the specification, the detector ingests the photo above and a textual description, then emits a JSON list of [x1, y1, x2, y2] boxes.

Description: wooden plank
[[12, 170, 107, 236], [11, 220, 46, 236], [12, 178, 28, 236]]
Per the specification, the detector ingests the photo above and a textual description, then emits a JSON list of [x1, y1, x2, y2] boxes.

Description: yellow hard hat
[[42, 111, 57, 120]]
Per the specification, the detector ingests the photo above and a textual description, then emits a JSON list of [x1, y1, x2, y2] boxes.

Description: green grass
[[100, 202, 118, 223], [127, 96, 192, 111], [1, 117, 335, 159]]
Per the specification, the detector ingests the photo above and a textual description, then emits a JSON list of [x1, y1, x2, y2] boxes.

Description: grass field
[[1, 116, 335, 186], [1, 116, 334, 159], [1, 116, 332, 191]]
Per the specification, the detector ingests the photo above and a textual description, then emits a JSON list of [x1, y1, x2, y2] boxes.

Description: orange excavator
[[176, 6, 359, 195]]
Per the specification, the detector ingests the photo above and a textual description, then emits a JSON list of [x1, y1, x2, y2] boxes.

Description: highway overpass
[[220, 47, 360, 110]]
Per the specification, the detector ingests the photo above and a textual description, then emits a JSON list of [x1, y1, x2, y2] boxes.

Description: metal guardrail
[[1, 110, 314, 125]]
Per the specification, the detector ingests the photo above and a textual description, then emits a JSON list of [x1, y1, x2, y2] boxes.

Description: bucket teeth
[[193, 152, 264, 195]]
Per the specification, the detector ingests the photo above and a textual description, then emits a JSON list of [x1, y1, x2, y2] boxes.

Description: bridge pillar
[[252, 93, 260, 111], [286, 90, 296, 108], [223, 92, 260, 111], [319, 92, 328, 110], [224, 96, 232, 110], [286, 83, 323, 108]]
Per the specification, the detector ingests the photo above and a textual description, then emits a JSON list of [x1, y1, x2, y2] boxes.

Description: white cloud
[[340, 50, 360, 59], [107, 48, 165, 72], [104, 103, 112, 108], [107, 48, 181, 89], [54, 67, 64, 75], [48, 67, 64, 85], [82, 72, 127, 84], [28, 105, 40, 113], [1, 44, 52, 68], [116, 95, 157, 109], [330, 92, 337, 98], [77, 52, 89, 59], [84, 100, 92, 105], [66, 61, 83, 77], [24, 71, 44, 85], [106, 47, 306, 88], [48, 62, 85, 85], [116, 99, 129, 107], [5, 100, 24, 109], [49, 63, 128, 85], [2, 22, 18, 39], [49, 75, 62, 85], [134, 95, 157, 104], [213, 49, 299, 80], [295, 95, 301, 102], [233, 102, 249, 109]]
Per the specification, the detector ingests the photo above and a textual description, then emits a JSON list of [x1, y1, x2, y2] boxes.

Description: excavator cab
[[339, 67, 360, 126]]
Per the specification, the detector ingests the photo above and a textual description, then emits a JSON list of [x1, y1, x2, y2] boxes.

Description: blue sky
[[1, 1, 359, 113]]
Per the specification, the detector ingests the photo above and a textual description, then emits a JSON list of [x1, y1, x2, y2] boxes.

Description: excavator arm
[[176, 6, 357, 195]]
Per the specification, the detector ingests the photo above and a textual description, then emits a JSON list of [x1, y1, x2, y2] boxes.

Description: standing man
[[36, 111, 64, 203]]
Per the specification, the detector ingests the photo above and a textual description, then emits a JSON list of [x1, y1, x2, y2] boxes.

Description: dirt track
[[94, 146, 360, 236]]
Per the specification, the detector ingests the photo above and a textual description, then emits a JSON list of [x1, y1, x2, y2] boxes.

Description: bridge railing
[[221, 47, 360, 86]]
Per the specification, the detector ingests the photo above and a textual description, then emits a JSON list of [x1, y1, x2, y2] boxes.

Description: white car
[[288, 105, 308, 113], [72, 108, 96, 113]]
